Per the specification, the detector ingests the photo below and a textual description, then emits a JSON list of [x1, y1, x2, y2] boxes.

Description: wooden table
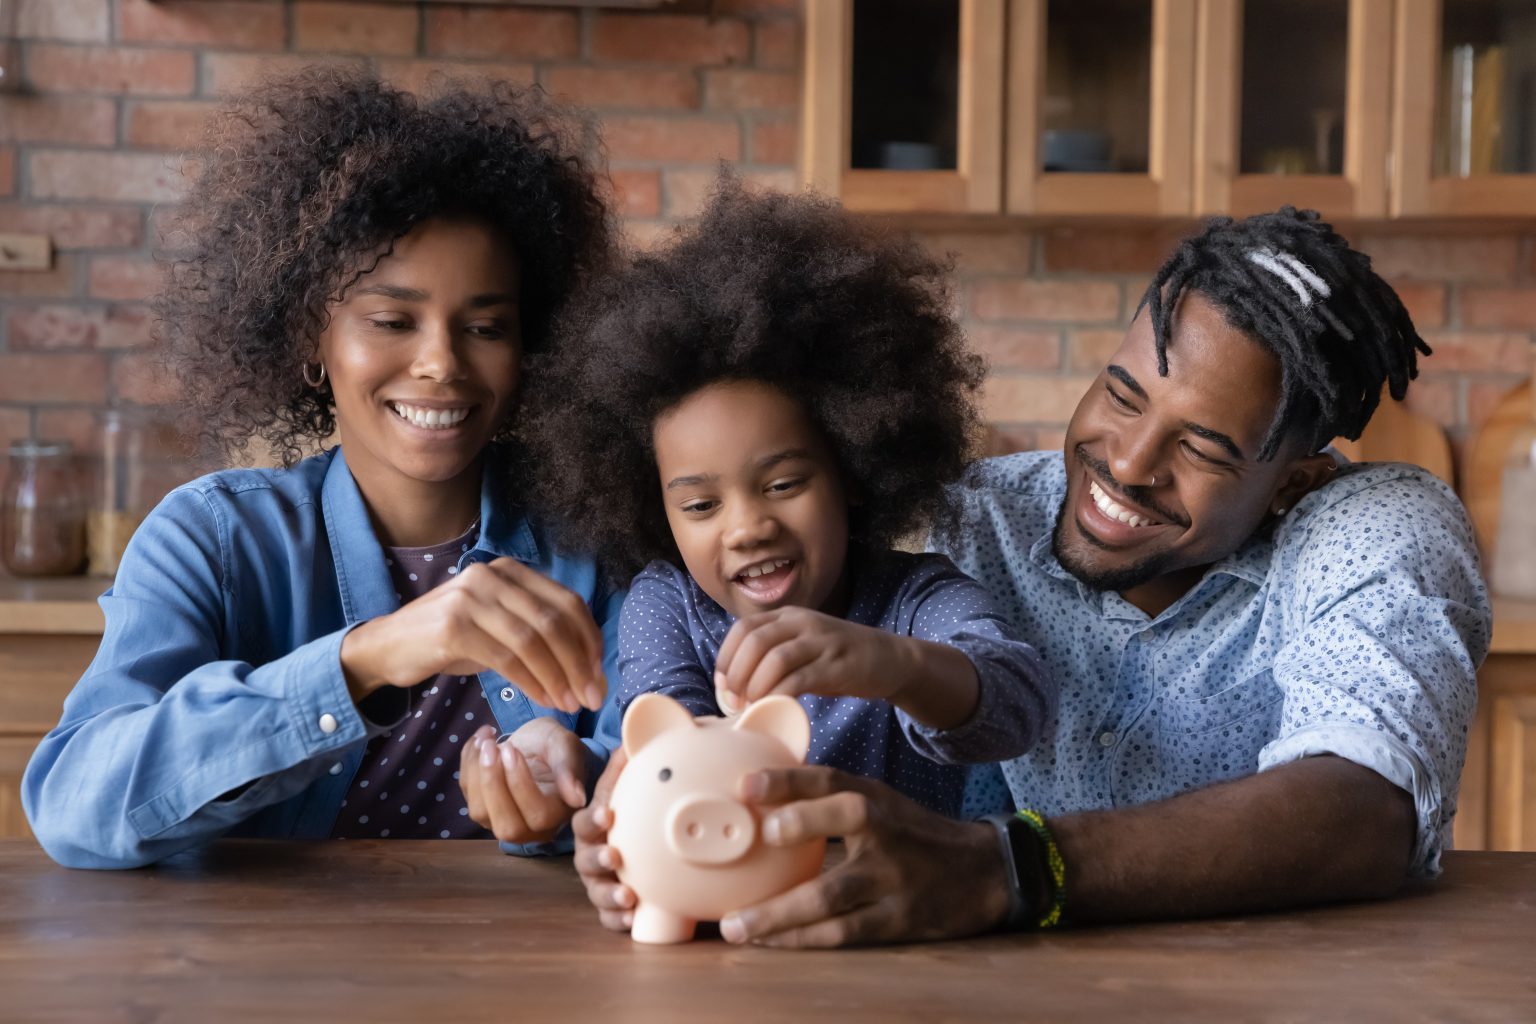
[[1, 840, 1533, 1022]]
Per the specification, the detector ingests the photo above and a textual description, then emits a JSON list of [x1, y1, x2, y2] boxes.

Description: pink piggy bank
[[608, 692, 826, 944]]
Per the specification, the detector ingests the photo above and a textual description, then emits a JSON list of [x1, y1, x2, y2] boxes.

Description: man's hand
[[718, 767, 1011, 947], [571, 745, 635, 931], [460, 717, 592, 845]]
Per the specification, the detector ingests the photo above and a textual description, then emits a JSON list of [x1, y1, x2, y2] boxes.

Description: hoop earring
[[302, 362, 327, 389]]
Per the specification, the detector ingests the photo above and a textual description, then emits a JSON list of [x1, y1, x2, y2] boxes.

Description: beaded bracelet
[[1015, 808, 1066, 929]]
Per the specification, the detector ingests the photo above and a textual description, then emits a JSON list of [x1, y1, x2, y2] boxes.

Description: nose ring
[[1149, 474, 1159, 487]]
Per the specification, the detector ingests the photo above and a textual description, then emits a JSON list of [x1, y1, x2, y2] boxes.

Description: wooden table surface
[[2, 841, 1533, 1023]]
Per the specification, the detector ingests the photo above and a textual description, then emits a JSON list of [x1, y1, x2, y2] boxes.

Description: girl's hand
[[714, 608, 980, 730], [339, 557, 606, 713], [714, 608, 903, 709], [459, 720, 592, 844], [572, 746, 635, 931]]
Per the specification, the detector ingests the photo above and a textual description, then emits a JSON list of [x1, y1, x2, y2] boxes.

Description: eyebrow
[[664, 449, 815, 492], [1106, 364, 1246, 461], [351, 284, 517, 308]]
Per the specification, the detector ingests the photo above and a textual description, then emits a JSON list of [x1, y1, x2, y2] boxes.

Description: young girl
[[23, 68, 622, 868], [526, 179, 1055, 817]]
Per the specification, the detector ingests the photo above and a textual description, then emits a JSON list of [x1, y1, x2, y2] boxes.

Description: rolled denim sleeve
[[1260, 471, 1490, 877], [21, 488, 396, 869], [897, 561, 1057, 765]]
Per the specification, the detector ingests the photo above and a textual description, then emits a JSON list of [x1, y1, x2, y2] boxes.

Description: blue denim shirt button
[[499, 687, 515, 702]]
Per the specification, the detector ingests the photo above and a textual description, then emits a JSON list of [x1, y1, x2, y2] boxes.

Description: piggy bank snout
[[664, 796, 756, 865]]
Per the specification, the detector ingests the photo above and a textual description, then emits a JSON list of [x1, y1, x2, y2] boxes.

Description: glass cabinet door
[[1006, 0, 1197, 214], [802, 0, 1005, 213], [1395, 0, 1536, 215], [1195, 0, 1392, 217]]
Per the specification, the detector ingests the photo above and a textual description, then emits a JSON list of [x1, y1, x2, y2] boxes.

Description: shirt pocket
[[1159, 676, 1284, 738]]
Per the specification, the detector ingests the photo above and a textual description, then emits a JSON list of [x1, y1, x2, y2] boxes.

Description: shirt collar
[[321, 445, 539, 626]]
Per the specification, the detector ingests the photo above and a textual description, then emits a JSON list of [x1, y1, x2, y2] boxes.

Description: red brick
[[1066, 328, 1127, 372], [592, 14, 750, 65], [425, 9, 579, 60], [750, 118, 797, 165], [0, 255, 79, 299], [25, 44, 197, 96], [1419, 332, 1534, 374], [29, 151, 187, 204], [0, 148, 13, 198], [607, 169, 662, 220], [0, 96, 116, 146], [6, 305, 151, 351], [715, 0, 802, 13], [0, 206, 142, 250], [125, 100, 217, 150], [604, 116, 742, 164], [295, 3, 419, 56], [1391, 281, 1447, 330], [543, 67, 700, 111], [113, 352, 182, 406], [1359, 234, 1520, 283], [970, 279, 1121, 323], [88, 257, 165, 302], [117, 0, 286, 49], [1462, 287, 1536, 329], [376, 60, 536, 97], [754, 20, 798, 70], [919, 231, 1033, 276], [983, 374, 1095, 424], [1402, 375, 1459, 429], [622, 220, 678, 251], [0, 354, 109, 404], [31, 409, 106, 457], [704, 69, 798, 111], [1042, 225, 1195, 274], [662, 167, 795, 218], [202, 53, 368, 97], [968, 325, 1061, 372], [16, 0, 110, 42], [0, 409, 35, 462]]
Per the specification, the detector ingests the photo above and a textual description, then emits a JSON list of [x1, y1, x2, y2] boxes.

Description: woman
[[23, 68, 622, 868]]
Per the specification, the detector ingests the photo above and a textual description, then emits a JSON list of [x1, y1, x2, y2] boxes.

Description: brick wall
[[2, 0, 1533, 490]]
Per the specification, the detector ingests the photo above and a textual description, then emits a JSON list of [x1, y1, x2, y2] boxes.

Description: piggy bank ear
[[622, 693, 697, 757], [733, 695, 811, 763]]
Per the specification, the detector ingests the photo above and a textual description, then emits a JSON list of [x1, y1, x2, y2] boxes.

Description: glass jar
[[88, 410, 149, 578], [2, 440, 86, 577]]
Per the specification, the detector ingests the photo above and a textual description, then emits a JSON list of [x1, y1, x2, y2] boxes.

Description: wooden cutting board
[[1465, 379, 1536, 558]]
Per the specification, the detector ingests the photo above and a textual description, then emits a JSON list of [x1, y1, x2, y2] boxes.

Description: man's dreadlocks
[[1142, 206, 1430, 460]]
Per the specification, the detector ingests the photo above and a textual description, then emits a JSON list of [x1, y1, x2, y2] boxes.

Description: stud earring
[[1275, 506, 1288, 517], [302, 362, 327, 388]]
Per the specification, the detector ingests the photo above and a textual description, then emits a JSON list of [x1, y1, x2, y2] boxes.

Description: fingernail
[[719, 914, 746, 944], [597, 848, 613, 870], [500, 745, 517, 770], [616, 885, 635, 909], [479, 738, 496, 768], [739, 772, 768, 801], [714, 671, 727, 689], [762, 814, 781, 844], [622, 911, 634, 929], [584, 683, 603, 710], [593, 806, 610, 828]]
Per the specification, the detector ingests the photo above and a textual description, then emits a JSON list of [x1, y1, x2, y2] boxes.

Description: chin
[[1051, 519, 1175, 593]]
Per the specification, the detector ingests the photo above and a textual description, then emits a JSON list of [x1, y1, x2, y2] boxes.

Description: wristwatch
[[980, 811, 1038, 931]]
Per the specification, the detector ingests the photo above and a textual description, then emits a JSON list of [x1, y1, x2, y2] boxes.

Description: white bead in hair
[[1245, 248, 1355, 341]]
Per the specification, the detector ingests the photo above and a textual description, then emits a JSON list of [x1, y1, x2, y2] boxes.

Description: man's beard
[[1051, 492, 1177, 593]]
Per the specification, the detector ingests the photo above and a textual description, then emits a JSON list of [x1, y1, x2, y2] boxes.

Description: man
[[575, 207, 1490, 945]]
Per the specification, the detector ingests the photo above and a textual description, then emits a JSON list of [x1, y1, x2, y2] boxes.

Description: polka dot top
[[331, 524, 487, 840], [941, 451, 1491, 876], [616, 549, 1056, 818]]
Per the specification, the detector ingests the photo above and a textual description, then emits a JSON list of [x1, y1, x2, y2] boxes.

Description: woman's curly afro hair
[[524, 175, 985, 581], [156, 65, 613, 465]]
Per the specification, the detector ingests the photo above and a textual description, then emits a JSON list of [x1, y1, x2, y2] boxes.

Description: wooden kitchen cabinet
[[0, 579, 105, 841], [1457, 600, 1536, 853]]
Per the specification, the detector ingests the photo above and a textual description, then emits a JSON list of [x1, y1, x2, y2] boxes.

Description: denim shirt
[[22, 447, 624, 868], [948, 452, 1490, 876]]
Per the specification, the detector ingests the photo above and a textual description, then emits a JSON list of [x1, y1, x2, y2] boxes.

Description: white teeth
[[391, 402, 470, 430], [1089, 479, 1154, 528], [741, 559, 791, 579]]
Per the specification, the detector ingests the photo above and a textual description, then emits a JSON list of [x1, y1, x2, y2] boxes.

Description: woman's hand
[[339, 557, 605, 713], [459, 719, 593, 844], [714, 608, 978, 729], [571, 746, 636, 932]]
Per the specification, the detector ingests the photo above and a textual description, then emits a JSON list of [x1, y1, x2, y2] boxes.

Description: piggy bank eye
[[658, 768, 672, 782]]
